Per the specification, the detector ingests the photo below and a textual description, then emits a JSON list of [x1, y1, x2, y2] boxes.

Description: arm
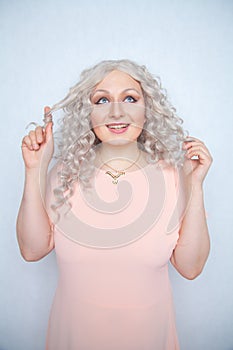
[[16, 106, 54, 261], [170, 137, 213, 280]]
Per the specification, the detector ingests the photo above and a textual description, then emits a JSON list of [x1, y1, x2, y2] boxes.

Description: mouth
[[106, 123, 130, 129], [106, 123, 130, 134]]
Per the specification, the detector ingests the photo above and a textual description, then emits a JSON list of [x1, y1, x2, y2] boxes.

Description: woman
[[16, 59, 212, 350]]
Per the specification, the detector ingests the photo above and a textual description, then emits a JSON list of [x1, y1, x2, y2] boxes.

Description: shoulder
[[154, 160, 184, 190]]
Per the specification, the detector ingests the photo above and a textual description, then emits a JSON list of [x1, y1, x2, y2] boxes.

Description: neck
[[96, 141, 141, 171]]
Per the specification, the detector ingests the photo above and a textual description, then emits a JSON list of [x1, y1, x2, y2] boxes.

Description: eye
[[95, 97, 109, 104], [124, 96, 137, 103]]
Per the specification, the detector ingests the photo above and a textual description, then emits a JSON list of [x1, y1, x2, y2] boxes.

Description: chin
[[103, 138, 134, 146]]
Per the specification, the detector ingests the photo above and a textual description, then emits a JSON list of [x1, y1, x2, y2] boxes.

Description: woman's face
[[90, 70, 145, 145]]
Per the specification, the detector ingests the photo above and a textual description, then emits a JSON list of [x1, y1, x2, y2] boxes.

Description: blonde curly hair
[[45, 59, 188, 211]]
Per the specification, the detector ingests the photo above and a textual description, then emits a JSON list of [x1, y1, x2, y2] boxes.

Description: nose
[[109, 102, 124, 119]]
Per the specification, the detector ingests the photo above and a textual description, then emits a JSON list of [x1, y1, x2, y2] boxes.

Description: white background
[[0, 0, 233, 349]]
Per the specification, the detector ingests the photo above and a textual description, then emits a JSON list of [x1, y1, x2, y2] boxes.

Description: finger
[[35, 126, 44, 144], [21, 135, 33, 151], [183, 134, 206, 146], [29, 130, 40, 150], [44, 106, 53, 125], [44, 106, 51, 112], [44, 121, 53, 143], [182, 141, 203, 150], [186, 145, 208, 153], [183, 141, 204, 150], [186, 143, 211, 156], [186, 146, 210, 159], [184, 136, 204, 143]]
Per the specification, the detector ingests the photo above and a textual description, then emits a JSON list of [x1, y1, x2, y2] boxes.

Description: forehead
[[95, 70, 142, 90]]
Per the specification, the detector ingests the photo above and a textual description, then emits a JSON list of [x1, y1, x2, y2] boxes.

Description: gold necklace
[[99, 149, 141, 184]]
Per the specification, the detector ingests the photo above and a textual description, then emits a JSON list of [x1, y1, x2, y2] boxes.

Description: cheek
[[90, 113, 107, 140], [127, 104, 145, 126], [139, 114, 146, 126], [129, 111, 146, 139], [133, 111, 146, 128], [91, 114, 104, 130]]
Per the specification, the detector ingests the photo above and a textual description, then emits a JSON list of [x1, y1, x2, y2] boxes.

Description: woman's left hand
[[182, 137, 213, 187]]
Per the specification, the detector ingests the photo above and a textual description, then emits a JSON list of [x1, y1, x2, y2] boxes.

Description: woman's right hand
[[21, 106, 54, 170]]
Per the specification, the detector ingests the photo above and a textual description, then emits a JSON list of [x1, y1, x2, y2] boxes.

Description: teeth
[[107, 124, 129, 129]]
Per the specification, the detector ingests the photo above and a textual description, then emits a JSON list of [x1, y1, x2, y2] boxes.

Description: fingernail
[[185, 138, 195, 142], [33, 144, 39, 150]]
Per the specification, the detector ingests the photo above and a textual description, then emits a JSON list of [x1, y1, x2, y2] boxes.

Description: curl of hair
[[45, 59, 188, 213]]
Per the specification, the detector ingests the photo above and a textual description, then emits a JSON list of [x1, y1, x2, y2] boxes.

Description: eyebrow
[[91, 88, 142, 97]]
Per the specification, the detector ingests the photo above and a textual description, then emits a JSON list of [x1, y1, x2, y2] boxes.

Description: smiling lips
[[106, 123, 130, 134]]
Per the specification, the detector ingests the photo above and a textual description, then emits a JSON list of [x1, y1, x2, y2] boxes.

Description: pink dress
[[45, 161, 182, 350]]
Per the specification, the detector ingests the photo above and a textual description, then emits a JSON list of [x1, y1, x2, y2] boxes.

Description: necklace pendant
[[105, 170, 125, 184]]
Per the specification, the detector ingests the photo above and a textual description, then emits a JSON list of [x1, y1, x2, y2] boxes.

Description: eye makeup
[[91, 88, 141, 104]]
